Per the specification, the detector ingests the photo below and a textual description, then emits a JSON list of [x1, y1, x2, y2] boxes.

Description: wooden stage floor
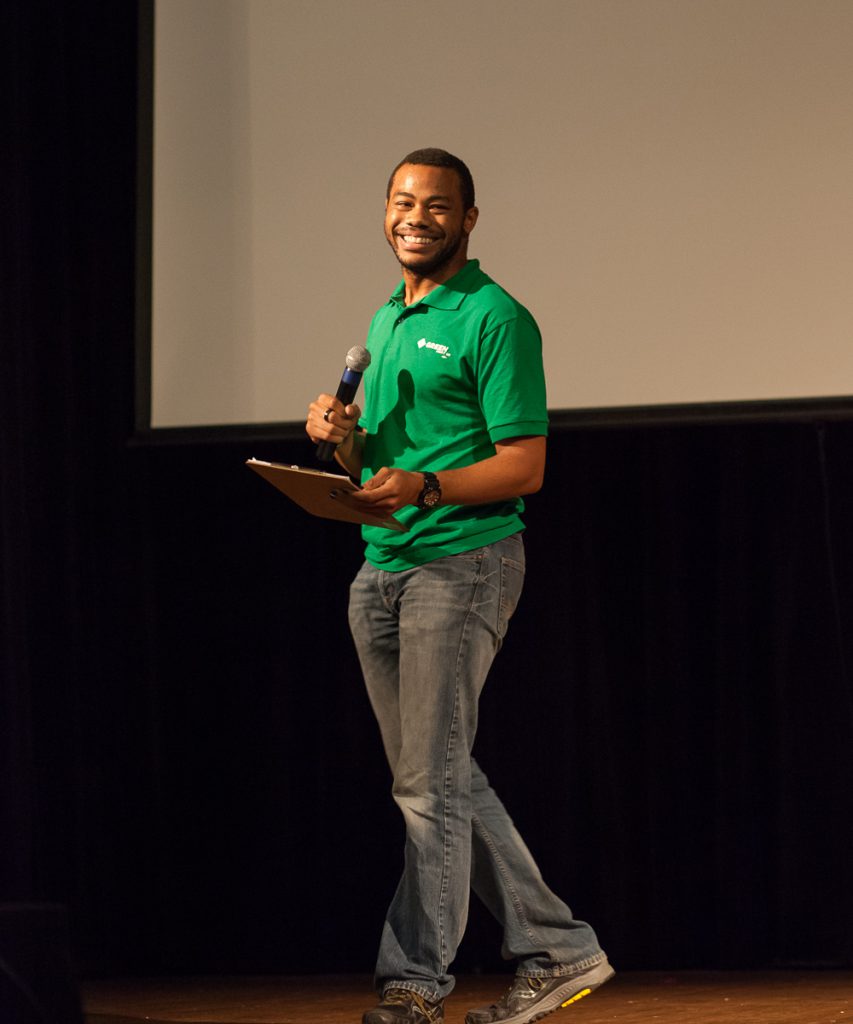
[[83, 970, 852, 1024]]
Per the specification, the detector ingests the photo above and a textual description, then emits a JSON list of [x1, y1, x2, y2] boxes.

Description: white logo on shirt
[[417, 337, 452, 359]]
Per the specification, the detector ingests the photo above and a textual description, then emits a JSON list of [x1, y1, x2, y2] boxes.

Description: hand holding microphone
[[309, 346, 371, 462]]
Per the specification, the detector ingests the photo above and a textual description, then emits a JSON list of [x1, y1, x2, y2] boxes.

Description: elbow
[[520, 438, 546, 495], [496, 437, 546, 497], [525, 449, 547, 495], [520, 466, 545, 496]]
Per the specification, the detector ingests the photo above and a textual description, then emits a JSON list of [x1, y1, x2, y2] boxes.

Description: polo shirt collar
[[388, 259, 481, 312]]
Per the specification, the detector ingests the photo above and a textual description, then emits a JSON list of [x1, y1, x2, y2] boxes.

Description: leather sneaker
[[464, 959, 614, 1024], [363, 987, 445, 1024]]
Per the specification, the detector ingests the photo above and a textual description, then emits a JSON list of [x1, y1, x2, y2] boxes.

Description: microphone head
[[346, 345, 371, 373]]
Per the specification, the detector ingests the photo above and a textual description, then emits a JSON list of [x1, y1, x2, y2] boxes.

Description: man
[[306, 149, 612, 1024]]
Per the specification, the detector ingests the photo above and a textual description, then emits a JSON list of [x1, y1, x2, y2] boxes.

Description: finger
[[307, 407, 343, 444], [350, 489, 392, 508], [309, 395, 347, 426], [355, 472, 389, 497], [362, 469, 389, 491], [311, 395, 344, 416]]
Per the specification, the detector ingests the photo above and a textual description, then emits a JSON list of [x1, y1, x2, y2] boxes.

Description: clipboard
[[246, 458, 409, 532]]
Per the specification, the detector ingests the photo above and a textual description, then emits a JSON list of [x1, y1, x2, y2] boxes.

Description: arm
[[350, 435, 546, 513], [335, 427, 366, 478]]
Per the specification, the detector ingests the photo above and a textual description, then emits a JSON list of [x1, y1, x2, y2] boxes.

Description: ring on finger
[[323, 407, 333, 423]]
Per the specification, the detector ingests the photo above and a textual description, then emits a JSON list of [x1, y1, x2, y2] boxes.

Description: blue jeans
[[348, 533, 606, 1002]]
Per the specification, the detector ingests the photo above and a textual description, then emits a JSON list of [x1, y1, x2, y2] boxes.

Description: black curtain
[[3, 2, 852, 978]]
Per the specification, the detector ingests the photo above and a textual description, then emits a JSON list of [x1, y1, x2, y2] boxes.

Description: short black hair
[[386, 148, 476, 212]]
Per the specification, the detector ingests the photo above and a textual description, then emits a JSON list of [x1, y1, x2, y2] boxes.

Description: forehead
[[388, 163, 464, 203]]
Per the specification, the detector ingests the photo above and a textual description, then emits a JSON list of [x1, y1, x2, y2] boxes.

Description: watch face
[[423, 489, 441, 507]]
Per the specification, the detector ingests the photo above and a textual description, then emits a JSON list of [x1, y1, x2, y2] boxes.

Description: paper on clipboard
[[246, 459, 409, 532]]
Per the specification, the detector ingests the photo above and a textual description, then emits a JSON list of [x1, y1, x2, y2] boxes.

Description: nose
[[404, 203, 431, 227]]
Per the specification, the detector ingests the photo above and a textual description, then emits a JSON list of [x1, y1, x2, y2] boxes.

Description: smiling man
[[306, 149, 612, 1024], [384, 160, 477, 295]]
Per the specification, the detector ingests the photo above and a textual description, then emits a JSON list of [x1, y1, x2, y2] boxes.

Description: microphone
[[316, 345, 372, 461]]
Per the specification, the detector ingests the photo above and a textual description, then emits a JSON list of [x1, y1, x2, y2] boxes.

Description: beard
[[388, 229, 466, 277]]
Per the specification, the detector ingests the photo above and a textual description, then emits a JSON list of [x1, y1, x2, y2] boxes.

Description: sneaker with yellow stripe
[[464, 959, 614, 1024]]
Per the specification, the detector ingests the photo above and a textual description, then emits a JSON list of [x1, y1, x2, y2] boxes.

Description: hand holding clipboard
[[246, 459, 408, 532]]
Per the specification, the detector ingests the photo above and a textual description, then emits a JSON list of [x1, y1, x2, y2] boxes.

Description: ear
[[464, 206, 479, 234]]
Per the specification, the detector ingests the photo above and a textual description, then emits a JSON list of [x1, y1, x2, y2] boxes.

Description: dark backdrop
[[3, 2, 852, 979]]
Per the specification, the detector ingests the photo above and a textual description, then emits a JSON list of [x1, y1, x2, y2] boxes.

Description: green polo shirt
[[359, 259, 548, 570]]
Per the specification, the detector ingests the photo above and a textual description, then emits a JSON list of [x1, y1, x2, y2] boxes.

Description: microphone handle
[[316, 372, 361, 462]]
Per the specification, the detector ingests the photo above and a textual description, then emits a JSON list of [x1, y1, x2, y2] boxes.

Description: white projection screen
[[145, 0, 853, 430]]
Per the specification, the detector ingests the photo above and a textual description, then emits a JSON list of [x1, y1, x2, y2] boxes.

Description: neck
[[401, 253, 470, 306]]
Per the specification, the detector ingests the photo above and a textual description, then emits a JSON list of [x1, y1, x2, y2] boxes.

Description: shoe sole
[[465, 961, 615, 1024]]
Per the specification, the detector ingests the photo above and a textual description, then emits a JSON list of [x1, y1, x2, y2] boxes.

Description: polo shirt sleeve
[[477, 312, 549, 443]]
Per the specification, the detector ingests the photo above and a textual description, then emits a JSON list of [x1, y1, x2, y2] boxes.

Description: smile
[[399, 235, 438, 245]]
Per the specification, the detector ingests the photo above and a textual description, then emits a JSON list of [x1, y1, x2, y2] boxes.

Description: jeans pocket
[[497, 554, 525, 640]]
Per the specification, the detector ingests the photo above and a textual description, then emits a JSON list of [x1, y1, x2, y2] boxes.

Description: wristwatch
[[417, 471, 442, 509]]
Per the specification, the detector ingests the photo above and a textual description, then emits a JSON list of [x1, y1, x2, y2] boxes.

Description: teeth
[[402, 236, 434, 244]]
